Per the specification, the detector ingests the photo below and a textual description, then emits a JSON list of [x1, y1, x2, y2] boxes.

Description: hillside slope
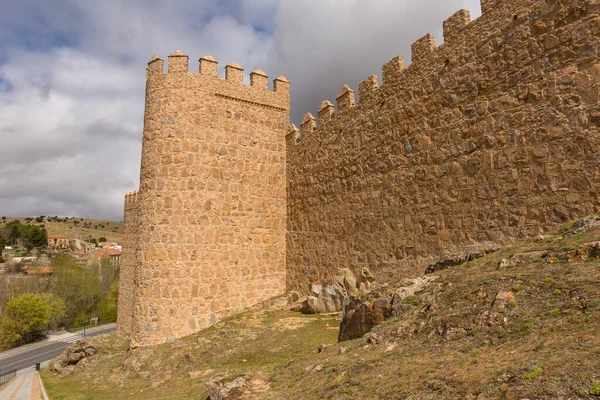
[[0, 217, 123, 243], [42, 214, 600, 399]]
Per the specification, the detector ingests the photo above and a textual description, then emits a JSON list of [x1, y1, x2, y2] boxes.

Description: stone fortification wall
[[119, 52, 290, 346], [117, 191, 140, 334], [286, 0, 600, 292]]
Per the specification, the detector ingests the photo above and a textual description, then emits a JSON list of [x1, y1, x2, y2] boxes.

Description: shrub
[[523, 317, 535, 328], [586, 299, 599, 309], [590, 383, 600, 396], [523, 362, 543, 379], [405, 295, 417, 302], [507, 301, 517, 310], [0, 293, 50, 349], [548, 308, 561, 317], [553, 289, 562, 295], [543, 277, 555, 283]]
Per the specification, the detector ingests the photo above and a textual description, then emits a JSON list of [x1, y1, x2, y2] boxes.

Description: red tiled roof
[[102, 249, 122, 256], [24, 267, 53, 275], [93, 251, 109, 259]]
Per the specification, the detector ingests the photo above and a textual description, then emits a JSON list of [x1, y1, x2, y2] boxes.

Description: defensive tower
[[118, 51, 290, 346], [120, 0, 600, 346]]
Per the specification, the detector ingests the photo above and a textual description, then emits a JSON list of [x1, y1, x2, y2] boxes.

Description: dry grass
[[41, 216, 600, 399], [0, 217, 123, 243]]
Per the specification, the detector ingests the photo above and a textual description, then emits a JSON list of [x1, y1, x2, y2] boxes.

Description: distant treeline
[[0, 220, 47, 251]]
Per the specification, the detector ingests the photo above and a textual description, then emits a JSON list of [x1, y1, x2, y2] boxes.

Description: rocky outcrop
[[49, 338, 98, 375], [294, 268, 377, 314], [338, 276, 439, 342], [425, 249, 498, 274], [205, 374, 270, 400], [498, 241, 600, 268], [206, 375, 249, 400]]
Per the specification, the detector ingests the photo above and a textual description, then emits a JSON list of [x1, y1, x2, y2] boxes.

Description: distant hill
[[0, 216, 124, 243]]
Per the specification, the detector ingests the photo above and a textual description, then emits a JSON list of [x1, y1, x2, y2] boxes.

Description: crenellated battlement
[[121, 48, 290, 347], [121, 0, 600, 346], [124, 190, 139, 205], [146, 50, 290, 105], [287, 0, 546, 149], [285, 0, 600, 292], [443, 10, 471, 44]]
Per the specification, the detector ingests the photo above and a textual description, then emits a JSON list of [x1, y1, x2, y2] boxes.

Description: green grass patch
[[523, 362, 543, 379], [548, 308, 561, 317], [590, 383, 600, 395], [586, 299, 599, 309], [543, 277, 555, 283]]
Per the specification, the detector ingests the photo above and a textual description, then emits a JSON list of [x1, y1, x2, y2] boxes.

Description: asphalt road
[[0, 325, 116, 374]]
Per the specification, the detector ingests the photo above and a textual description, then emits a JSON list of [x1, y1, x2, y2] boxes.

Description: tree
[[2, 221, 47, 250], [40, 294, 67, 330], [50, 255, 101, 326], [89, 238, 98, 245], [0, 293, 50, 349], [97, 279, 119, 323], [98, 237, 107, 243]]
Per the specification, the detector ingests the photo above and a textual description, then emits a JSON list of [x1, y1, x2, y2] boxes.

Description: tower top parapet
[[144, 52, 291, 111]]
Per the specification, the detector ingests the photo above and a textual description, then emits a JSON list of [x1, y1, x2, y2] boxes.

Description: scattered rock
[[338, 297, 392, 342], [151, 381, 164, 389], [288, 291, 301, 304], [139, 371, 151, 380], [493, 291, 515, 309], [206, 374, 249, 400], [393, 276, 439, 302], [363, 332, 381, 344], [317, 344, 330, 353], [338, 276, 439, 342], [425, 250, 497, 274], [385, 342, 397, 352]]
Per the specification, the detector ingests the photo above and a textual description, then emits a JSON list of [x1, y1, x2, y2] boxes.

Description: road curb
[[38, 372, 49, 400]]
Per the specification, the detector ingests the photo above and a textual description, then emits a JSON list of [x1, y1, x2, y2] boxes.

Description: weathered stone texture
[[286, 0, 600, 291], [120, 0, 600, 345], [117, 191, 140, 335], [119, 52, 290, 346]]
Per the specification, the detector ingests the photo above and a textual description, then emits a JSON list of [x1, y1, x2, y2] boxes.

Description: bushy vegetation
[[0, 254, 119, 350], [0, 220, 47, 251]]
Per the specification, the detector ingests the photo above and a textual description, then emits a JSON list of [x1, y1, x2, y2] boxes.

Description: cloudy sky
[[0, 0, 481, 221]]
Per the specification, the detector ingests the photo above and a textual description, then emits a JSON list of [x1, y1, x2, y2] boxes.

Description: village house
[[89, 248, 122, 267], [47, 235, 69, 249], [70, 238, 95, 253]]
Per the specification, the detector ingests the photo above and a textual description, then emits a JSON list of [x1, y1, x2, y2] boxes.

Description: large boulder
[[338, 275, 439, 342], [338, 297, 393, 342], [49, 338, 98, 374], [296, 267, 376, 314]]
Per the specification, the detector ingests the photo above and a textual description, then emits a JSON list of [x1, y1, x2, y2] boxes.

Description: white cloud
[[0, 0, 483, 220]]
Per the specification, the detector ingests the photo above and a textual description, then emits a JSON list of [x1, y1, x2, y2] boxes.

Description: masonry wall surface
[[286, 0, 600, 291], [119, 53, 290, 346], [117, 192, 139, 334]]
